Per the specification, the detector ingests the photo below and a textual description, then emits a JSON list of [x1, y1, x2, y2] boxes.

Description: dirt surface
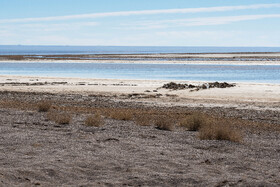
[[0, 91, 280, 186]]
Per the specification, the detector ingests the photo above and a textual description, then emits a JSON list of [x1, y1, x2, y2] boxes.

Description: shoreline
[[1, 59, 280, 65], [1, 75, 279, 112], [1, 74, 280, 85], [1, 52, 279, 112]]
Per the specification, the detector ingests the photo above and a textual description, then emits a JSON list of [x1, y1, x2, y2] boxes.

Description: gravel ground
[[0, 91, 280, 186]]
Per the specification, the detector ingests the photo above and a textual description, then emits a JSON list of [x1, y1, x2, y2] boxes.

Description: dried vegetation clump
[[109, 109, 133, 121], [179, 113, 243, 142], [198, 121, 242, 143], [0, 96, 247, 142], [37, 101, 52, 112], [85, 113, 104, 127], [154, 117, 175, 131], [47, 112, 71, 125], [134, 114, 152, 126], [179, 113, 207, 131]]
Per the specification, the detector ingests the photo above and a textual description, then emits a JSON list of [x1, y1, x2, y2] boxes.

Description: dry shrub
[[85, 113, 104, 127], [198, 121, 242, 143], [134, 114, 152, 126], [55, 113, 71, 125], [109, 109, 133, 121], [154, 117, 175, 131], [0, 99, 35, 111], [47, 112, 71, 125], [179, 113, 207, 131], [37, 101, 52, 112]]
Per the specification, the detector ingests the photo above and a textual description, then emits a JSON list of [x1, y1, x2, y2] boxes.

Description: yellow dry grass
[[198, 120, 243, 143], [109, 109, 133, 121], [47, 112, 71, 125], [0, 97, 278, 134], [134, 114, 153, 126], [154, 117, 175, 131], [179, 112, 207, 131], [85, 113, 104, 127]]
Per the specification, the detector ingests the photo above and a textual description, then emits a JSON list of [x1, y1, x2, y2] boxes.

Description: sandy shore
[[1, 75, 280, 111]]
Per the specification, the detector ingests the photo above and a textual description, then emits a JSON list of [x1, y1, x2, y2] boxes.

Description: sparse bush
[[55, 113, 71, 125], [47, 112, 71, 125], [179, 113, 206, 131], [85, 113, 104, 127], [37, 101, 52, 112], [134, 114, 152, 126], [110, 109, 133, 121], [198, 121, 242, 143], [154, 117, 174, 131]]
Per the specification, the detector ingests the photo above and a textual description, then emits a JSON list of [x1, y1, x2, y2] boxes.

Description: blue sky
[[0, 0, 280, 46]]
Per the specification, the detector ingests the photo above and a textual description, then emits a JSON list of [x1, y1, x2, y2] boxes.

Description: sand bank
[[1, 53, 280, 65], [1, 75, 279, 111]]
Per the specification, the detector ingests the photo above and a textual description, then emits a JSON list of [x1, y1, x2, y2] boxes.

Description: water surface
[[0, 62, 279, 83], [1, 45, 280, 55]]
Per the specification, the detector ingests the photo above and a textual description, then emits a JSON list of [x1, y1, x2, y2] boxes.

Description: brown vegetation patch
[[198, 121, 243, 143], [154, 117, 175, 131], [0, 93, 279, 134], [179, 113, 207, 131], [109, 109, 133, 121], [85, 113, 104, 127], [134, 114, 152, 126], [47, 112, 71, 125], [37, 101, 52, 112], [0, 99, 36, 111]]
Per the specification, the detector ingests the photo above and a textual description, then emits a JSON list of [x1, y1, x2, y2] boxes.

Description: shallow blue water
[[1, 45, 280, 55], [0, 62, 279, 83]]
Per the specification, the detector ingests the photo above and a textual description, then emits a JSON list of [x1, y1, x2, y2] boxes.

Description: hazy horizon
[[1, 45, 280, 48]]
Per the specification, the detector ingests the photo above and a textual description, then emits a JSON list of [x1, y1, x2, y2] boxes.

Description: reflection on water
[[0, 62, 279, 83]]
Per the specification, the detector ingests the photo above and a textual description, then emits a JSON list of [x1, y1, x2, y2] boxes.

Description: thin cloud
[[0, 22, 99, 33], [0, 3, 280, 23], [122, 14, 280, 29], [172, 14, 280, 26]]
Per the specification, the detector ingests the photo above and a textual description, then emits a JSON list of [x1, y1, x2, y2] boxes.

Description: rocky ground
[[0, 91, 280, 186]]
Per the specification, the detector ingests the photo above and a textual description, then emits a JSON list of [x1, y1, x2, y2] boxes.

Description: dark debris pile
[[162, 81, 235, 91]]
